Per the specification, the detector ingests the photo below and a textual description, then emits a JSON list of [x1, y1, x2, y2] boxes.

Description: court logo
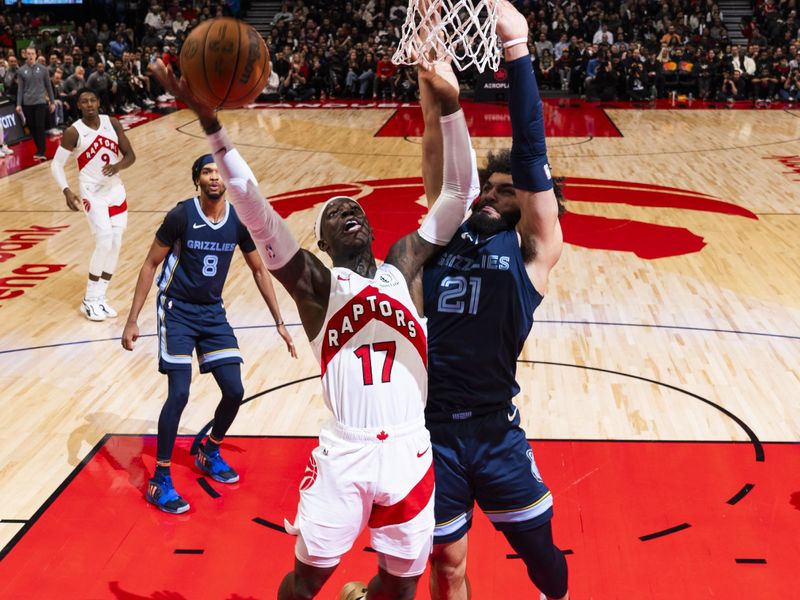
[[82, 199, 91, 212], [494, 67, 508, 82], [268, 177, 757, 260], [763, 155, 800, 182]]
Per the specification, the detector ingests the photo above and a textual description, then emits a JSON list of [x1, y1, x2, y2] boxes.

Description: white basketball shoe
[[81, 298, 107, 321], [97, 297, 118, 318]]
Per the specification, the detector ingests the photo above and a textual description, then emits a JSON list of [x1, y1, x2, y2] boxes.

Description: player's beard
[[467, 204, 520, 236]]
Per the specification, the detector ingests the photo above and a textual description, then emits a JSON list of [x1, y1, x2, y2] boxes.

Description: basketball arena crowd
[[1, 0, 799, 139]]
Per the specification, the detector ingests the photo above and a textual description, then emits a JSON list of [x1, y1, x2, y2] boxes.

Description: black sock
[[155, 464, 170, 477], [204, 437, 220, 453]]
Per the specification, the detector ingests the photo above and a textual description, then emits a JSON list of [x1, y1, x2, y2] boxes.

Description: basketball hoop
[[392, 0, 502, 73]]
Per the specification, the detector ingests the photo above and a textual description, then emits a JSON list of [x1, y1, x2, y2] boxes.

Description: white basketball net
[[392, 0, 501, 73]]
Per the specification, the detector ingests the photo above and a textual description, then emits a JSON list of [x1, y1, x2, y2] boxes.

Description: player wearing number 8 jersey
[[50, 88, 136, 321], [121, 155, 295, 515], [148, 53, 478, 599]]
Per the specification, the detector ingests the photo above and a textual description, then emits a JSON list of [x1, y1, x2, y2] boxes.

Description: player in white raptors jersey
[[152, 56, 478, 599], [50, 88, 136, 321]]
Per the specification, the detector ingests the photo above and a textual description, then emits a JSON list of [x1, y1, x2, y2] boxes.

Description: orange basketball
[[179, 17, 271, 109]]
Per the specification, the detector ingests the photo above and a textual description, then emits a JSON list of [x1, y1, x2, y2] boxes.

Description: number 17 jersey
[[310, 264, 428, 429]]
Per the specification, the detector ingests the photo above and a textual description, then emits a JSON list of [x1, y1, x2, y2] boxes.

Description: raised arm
[[384, 60, 478, 286], [149, 59, 331, 340], [497, 0, 563, 294]]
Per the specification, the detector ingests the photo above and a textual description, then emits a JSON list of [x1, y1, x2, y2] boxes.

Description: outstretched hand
[[494, 0, 530, 45], [148, 59, 216, 121], [418, 58, 460, 107]]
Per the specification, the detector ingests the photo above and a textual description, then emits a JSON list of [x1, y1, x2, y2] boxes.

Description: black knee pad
[[503, 522, 568, 599]]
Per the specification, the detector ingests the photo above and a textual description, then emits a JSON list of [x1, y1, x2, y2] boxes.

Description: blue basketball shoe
[[146, 474, 189, 514], [195, 445, 239, 483]]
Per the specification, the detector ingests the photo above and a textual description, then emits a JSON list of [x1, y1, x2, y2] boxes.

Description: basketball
[[179, 17, 271, 109]]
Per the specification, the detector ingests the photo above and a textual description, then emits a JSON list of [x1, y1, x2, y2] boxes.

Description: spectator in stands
[[109, 33, 129, 58], [779, 69, 800, 102], [284, 52, 314, 101], [752, 64, 778, 105], [593, 23, 613, 45], [374, 51, 396, 99], [627, 61, 648, 101], [61, 53, 75, 78], [696, 49, 717, 100], [308, 55, 329, 99], [535, 31, 554, 56], [272, 2, 294, 25], [394, 66, 417, 101], [62, 64, 84, 123], [539, 49, 557, 89], [47, 53, 61, 77], [50, 67, 66, 130], [86, 60, 114, 112], [731, 45, 756, 77]]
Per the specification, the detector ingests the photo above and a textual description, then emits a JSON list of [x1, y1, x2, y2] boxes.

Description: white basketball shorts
[[80, 181, 128, 233], [285, 417, 435, 566]]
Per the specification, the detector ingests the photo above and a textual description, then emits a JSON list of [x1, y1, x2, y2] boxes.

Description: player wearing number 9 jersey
[[121, 155, 295, 515], [50, 88, 136, 321]]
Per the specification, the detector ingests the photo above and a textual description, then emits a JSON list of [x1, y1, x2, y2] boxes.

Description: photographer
[[751, 64, 778, 105], [778, 69, 800, 102], [627, 61, 648, 100]]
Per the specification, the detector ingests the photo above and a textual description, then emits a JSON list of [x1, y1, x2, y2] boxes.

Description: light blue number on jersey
[[437, 276, 481, 315], [202, 255, 218, 277]]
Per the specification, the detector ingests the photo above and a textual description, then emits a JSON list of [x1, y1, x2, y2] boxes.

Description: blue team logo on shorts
[[527, 448, 543, 483]]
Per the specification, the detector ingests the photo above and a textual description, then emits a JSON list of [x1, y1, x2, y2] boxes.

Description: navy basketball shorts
[[428, 405, 553, 544], [156, 293, 243, 374]]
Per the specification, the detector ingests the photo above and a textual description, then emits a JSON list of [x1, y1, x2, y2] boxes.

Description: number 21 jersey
[[423, 223, 544, 417]]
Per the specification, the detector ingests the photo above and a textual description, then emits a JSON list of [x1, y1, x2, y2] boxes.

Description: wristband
[[502, 37, 528, 49]]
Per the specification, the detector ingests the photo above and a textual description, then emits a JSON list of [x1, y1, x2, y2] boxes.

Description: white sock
[[85, 279, 102, 301], [97, 278, 110, 299]]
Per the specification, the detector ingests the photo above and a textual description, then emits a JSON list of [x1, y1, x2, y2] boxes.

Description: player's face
[[318, 198, 373, 256], [469, 172, 521, 235], [77, 92, 100, 118], [197, 164, 226, 200]]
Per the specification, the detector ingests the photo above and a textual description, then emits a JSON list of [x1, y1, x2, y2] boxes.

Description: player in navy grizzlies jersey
[[423, 2, 570, 599], [122, 155, 295, 514]]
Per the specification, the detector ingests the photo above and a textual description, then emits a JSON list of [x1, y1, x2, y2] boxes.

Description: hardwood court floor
[[0, 102, 798, 598]]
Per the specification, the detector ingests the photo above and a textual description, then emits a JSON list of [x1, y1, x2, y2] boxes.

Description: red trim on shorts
[[368, 462, 434, 528], [109, 200, 128, 217]]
